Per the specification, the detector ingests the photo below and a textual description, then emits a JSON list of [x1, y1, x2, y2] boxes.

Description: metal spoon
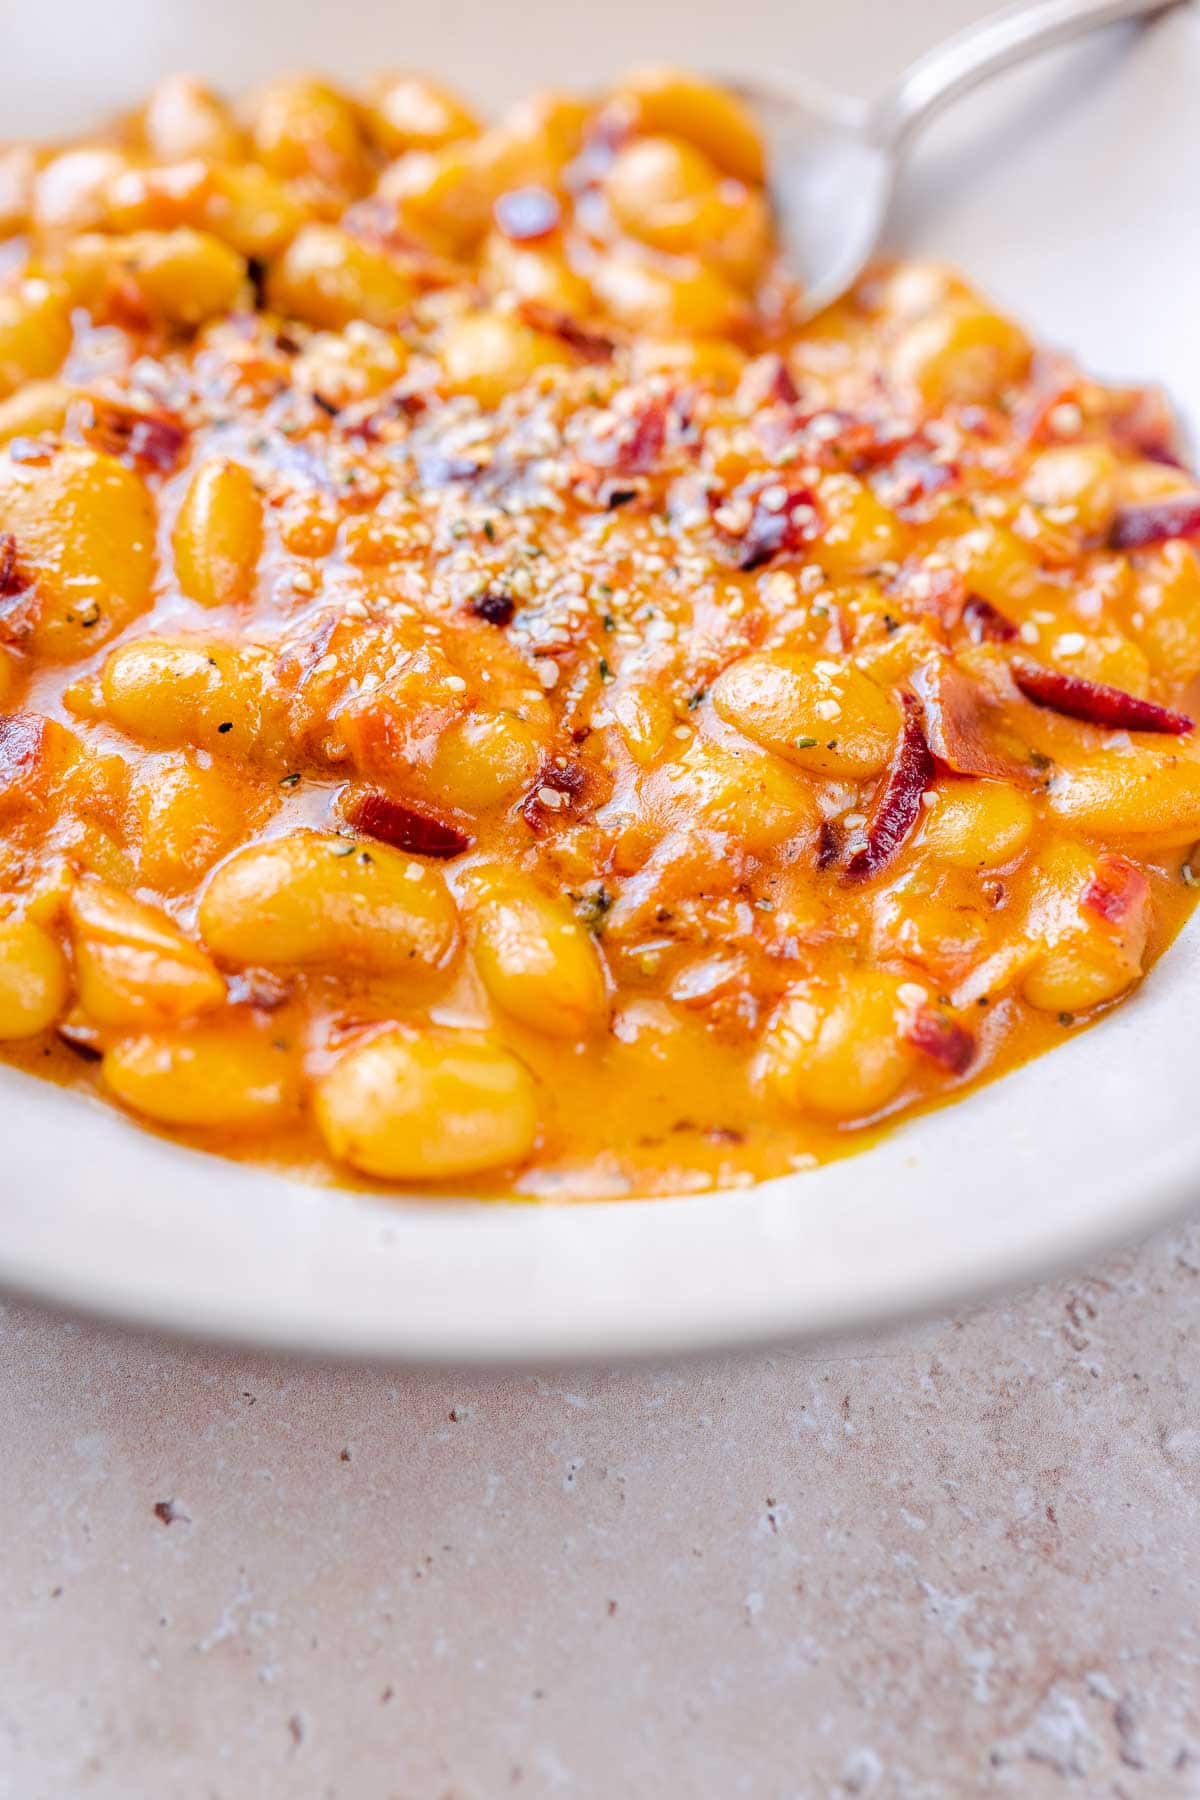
[[740, 0, 1185, 318]]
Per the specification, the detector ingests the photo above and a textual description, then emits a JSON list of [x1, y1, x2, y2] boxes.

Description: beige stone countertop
[[0, 1218, 1197, 1798]]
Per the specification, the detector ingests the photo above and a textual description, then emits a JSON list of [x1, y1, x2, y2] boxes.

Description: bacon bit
[[1011, 351, 1081, 445], [815, 818, 841, 870], [104, 275, 157, 335], [737, 353, 799, 410], [1082, 853, 1150, 929], [0, 531, 35, 641], [82, 400, 188, 472], [0, 534, 20, 599], [517, 301, 614, 364], [912, 660, 1034, 784], [343, 789, 472, 859], [887, 558, 967, 630], [904, 1006, 976, 1076], [494, 185, 561, 242], [1109, 495, 1200, 551], [1011, 658, 1193, 735], [845, 698, 934, 881], [614, 395, 666, 475], [727, 486, 820, 572], [521, 759, 587, 832], [470, 589, 515, 626], [962, 595, 1018, 643], [876, 443, 959, 513], [1109, 383, 1185, 467], [0, 712, 45, 794]]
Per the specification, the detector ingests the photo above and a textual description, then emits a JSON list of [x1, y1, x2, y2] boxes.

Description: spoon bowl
[[737, 82, 891, 318], [736, 0, 1183, 318]]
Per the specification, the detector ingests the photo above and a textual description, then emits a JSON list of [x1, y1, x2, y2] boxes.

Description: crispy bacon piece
[[728, 486, 820, 572], [518, 301, 615, 363], [845, 698, 934, 881], [962, 595, 1018, 643], [83, 401, 188, 472], [1082, 853, 1150, 929], [494, 185, 561, 242], [1109, 495, 1200, 551], [1011, 658, 1193, 735], [343, 789, 472, 859], [903, 1007, 976, 1076], [911, 660, 1033, 784]]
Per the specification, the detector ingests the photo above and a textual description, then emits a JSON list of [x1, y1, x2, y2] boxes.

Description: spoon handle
[[872, 0, 1184, 148]]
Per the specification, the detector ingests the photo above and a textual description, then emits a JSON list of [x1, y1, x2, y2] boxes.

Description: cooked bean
[[100, 636, 281, 758], [314, 1027, 538, 1179], [759, 972, 920, 1119], [173, 459, 263, 608], [267, 224, 413, 329], [103, 1020, 296, 1128], [0, 445, 156, 659], [711, 651, 901, 778], [198, 830, 459, 971], [0, 916, 69, 1038], [463, 865, 609, 1038], [68, 877, 226, 1028]]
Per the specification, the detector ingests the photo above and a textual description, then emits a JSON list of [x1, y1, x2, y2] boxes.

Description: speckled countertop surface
[[2, 1217, 1198, 1798]]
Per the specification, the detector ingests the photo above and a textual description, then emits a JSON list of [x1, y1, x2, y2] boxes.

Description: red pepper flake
[[845, 697, 934, 880], [83, 401, 188, 472], [518, 301, 615, 363], [494, 185, 561, 242], [729, 486, 820, 572], [1082, 853, 1150, 929], [904, 1007, 976, 1076], [343, 789, 472, 859], [962, 595, 1018, 643], [1011, 658, 1193, 735], [1109, 495, 1200, 551]]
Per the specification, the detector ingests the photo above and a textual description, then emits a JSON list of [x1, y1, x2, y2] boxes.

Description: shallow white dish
[[3, 0, 1199, 1361]]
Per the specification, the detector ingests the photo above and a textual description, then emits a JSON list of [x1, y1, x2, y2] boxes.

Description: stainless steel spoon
[[740, 0, 1186, 317]]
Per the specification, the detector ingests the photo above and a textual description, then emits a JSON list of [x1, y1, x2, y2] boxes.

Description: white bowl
[[3, 0, 1198, 1362]]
